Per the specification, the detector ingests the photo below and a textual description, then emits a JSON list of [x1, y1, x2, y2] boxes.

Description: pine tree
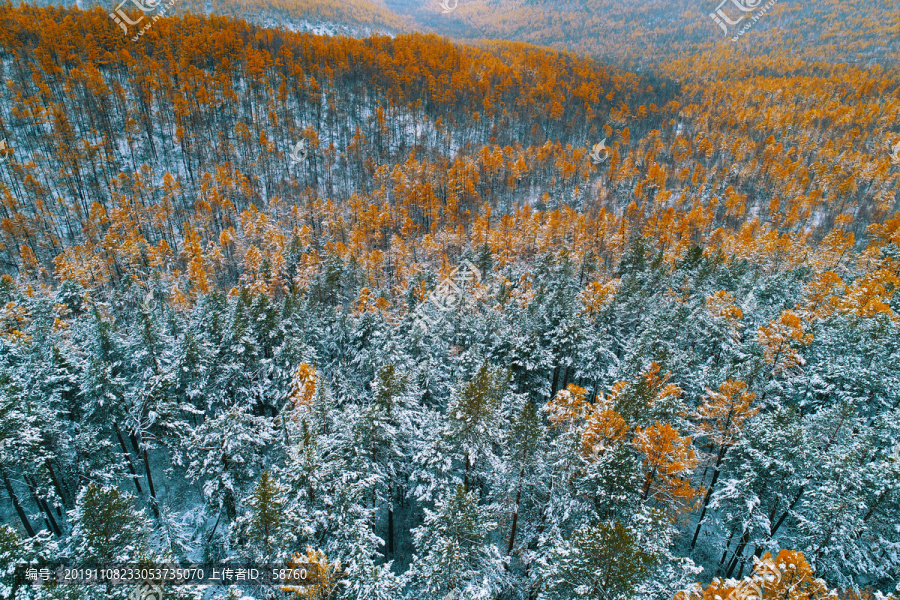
[[445, 363, 507, 494], [67, 484, 150, 563], [690, 380, 757, 550], [184, 404, 275, 523], [232, 470, 295, 562], [408, 485, 505, 599], [539, 520, 658, 600]]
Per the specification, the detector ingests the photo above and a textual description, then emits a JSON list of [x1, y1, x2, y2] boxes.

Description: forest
[[0, 1, 899, 599]]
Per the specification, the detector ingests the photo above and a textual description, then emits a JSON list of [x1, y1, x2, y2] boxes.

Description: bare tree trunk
[[142, 445, 159, 519], [1, 465, 35, 537], [387, 477, 394, 556], [464, 453, 470, 494], [726, 528, 751, 578], [114, 421, 143, 495], [691, 445, 728, 550], [24, 475, 62, 537], [45, 460, 68, 513], [507, 467, 525, 555]]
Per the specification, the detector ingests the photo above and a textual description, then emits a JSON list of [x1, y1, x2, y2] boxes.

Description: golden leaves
[[679, 550, 835, 600], [694, 380, 757, 448], [354, 287, 390, 314], [52, 245, 110, 288], [545, 383, 589, 430], [706, 291, 743, 322], [632, 421, 700, 511], [802, 270, 847, 320], [182, 222, 211, 296], [637, 362, 684, 409], [867, 210, 900, 249], [803, 266, 897, 322], [758, 310, 813, 378], [579, 279, 618, 316], [280, 547, 341, 600], [581, 408, 627, 458], [838, 270, 899, 319], [0, 301, 31, 344], [289, 364, 318, 413]]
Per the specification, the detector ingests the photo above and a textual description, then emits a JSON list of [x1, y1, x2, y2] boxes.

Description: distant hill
[[392, 0, 900, 67], [24, 0, 900, 66], [27, 0, 410, 36]]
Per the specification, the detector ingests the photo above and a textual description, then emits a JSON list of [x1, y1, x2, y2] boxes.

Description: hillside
[[0, 3, 898, 600], [30, 0, 900, 65], [404, 0, 900, 67]]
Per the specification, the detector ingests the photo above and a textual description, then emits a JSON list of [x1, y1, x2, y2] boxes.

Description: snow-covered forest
[[0, 3, 899, 600]]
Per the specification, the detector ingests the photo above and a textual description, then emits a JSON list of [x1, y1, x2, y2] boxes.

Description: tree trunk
[[726, 528, 751, 578], [719, 528, 736, 572], [464, 453, 470, 494], [139, 439, 159, 520], [24, 475, 62, 537], [770, 484, 804, 537], [507, 467, 525, 555], [387, 477, 394, 556], [537, 478, 553, 537], [114, 422, 144, 495], [45, 460, 68, 513], [641, 468, 655, 501], [1, 465, 35, 537], [690, 445, 728, 550]]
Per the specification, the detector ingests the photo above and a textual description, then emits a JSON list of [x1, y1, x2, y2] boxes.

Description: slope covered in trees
[[0, 3, 898, 600], [402, 0, 900, 67]]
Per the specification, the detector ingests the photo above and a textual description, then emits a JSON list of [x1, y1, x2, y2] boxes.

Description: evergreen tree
[[408, 485, 505, 599], [538, 520, 657, 600], [184, 404, 275, 523], [67, 484, 150, 562], [232, 470, 295, 562]]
